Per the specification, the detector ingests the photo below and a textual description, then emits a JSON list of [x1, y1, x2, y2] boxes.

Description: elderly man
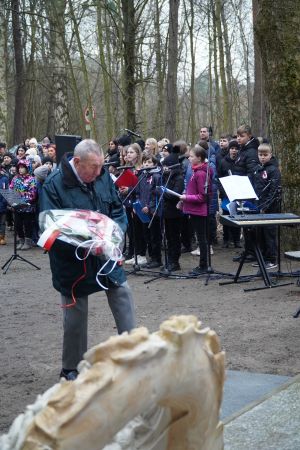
[[40, 139, 136, 380]]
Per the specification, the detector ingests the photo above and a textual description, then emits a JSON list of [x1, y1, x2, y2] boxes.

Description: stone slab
[[222, 370, 290, 420], [224, 375, 300, 450]]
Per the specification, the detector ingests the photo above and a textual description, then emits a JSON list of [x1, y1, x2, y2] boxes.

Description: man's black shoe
[[233, 253, 256, 263], [146, 260, 162, 269], [234, 242, 242, 248], [60, 369, 78, 381], [167, 262, 181, 272], [189, 266, 208, 276]]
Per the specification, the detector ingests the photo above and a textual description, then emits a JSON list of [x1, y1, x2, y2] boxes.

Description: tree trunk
[[221, 1, 234, 134], [255, 0, 300, 246], [97, 2, 113, 140], [211, 0, 221, 135], [46, 0, 70, 136], [216, 0, 229, 133], [68, 0, 96, 139], [236, 3, 251, 124], [165, 0, 180, 142], [251, 0, 267, 137], [154, 0, 165, 138], [183, 0, 196, 143], [121, 0, 136, 131], [0, 2, 8, 143], [12, 0, 25, 143]]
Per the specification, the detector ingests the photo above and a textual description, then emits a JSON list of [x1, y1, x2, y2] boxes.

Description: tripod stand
[[191, 148, 233, 285], [143, 166, 198, 284], [120, 168, 165, 278], [1, 206, 40, 274]]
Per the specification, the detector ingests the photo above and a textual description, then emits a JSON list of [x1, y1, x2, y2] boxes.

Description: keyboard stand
[[220, 227, 293, 292]]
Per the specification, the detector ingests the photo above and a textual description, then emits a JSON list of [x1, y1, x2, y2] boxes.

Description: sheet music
[[219, 175, 258, 202], [160, 186, 181, 198], [0, 189, 29, 206]]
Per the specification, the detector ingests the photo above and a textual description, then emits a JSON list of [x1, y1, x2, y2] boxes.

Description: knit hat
[[171, 143, 180, 154], [17, 159, 29, 173], [17, 159, 30, 167], [41, 137, 51, 145], [34, 165, 50, 182], [42, 156, 54, 165], [162, 143, 173, 154], [25, 148, 38, 156], [118, 135, 131, 146], [135, 139, 145, 151], [27, 154, 41, 164], [163, 153, 179, 167], [228, 140, 239, 150], [3, 152, 12, 158]]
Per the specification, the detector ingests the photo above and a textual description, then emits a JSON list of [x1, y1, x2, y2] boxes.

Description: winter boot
[[16, 238, 25, 250], [0, 235, 6, 245], [20, 237, 32, 250]]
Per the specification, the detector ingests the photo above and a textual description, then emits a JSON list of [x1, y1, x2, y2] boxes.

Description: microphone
[[124, 128, 141, 138], [104, 161, 119, 166], [116, 165, 135, 170], [137, 166, 159, 172], [164, 163, 181, 169]]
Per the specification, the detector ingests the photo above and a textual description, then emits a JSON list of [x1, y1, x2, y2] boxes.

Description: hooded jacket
[[253, 157, 281, 212], [40, 155, 127, 297], [183, 162, 212, 216], [234, 137, 260, 179]]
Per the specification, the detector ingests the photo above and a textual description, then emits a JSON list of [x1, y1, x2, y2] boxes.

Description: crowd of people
[[0, 137, 56, 248], [0, 127, 281, 380], [104, 124, 281, 273], [0, 124, 281, 272]]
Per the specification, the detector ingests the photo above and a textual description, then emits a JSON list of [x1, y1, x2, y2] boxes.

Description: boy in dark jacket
[[136, 155, 162, 268], [218, 140, 242, 248], [160, 153, 184, 272], [253, 143, 281, 269], [236, 124, 259, 180]]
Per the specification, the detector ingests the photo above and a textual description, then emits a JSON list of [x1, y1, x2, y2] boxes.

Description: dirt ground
[[1, 229, 300, 434]]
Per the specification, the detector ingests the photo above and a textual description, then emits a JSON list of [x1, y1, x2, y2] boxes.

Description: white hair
[[74, 139, 103, 159]]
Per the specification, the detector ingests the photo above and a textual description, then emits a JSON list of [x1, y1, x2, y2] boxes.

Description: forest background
[[0, 0, 299, 234]]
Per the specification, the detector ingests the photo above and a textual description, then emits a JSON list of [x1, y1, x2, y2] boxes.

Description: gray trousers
[[61, 281, 136, 370]]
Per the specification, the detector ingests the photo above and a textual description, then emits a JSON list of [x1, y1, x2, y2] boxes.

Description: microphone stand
[[203, 147, 234, 285], [120, 169, 164, 276], [2, 205, 41, 274], [144, 168, 199, 284]]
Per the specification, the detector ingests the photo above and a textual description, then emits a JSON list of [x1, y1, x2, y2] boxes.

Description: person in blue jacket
[[40, 139, 136, 381]]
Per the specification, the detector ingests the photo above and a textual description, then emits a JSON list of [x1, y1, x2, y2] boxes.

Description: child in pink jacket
[[179, 145, 212, 275]]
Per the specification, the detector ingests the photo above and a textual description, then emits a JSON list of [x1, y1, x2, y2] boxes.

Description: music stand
[[0, 190, 41, 274]]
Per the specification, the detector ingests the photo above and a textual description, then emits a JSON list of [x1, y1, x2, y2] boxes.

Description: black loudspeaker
[[55, 134, 82, 164]]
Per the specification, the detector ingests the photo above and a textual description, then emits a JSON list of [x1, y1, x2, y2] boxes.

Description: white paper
[[219, 175, 258, 202], [160, 186, 182, 198], [227, 201, 237, 215]]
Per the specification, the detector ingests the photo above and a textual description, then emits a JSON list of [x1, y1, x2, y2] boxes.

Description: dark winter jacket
[[136, 169, 161, 211], [234, 137, 260, 179], [40, 155, 127, 297], [217, 154, 245, 199], [0, 174, 8, 213], [252, 157, 281, 213], [161, 168, 184, 219], [216, 147, 229, 176]]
